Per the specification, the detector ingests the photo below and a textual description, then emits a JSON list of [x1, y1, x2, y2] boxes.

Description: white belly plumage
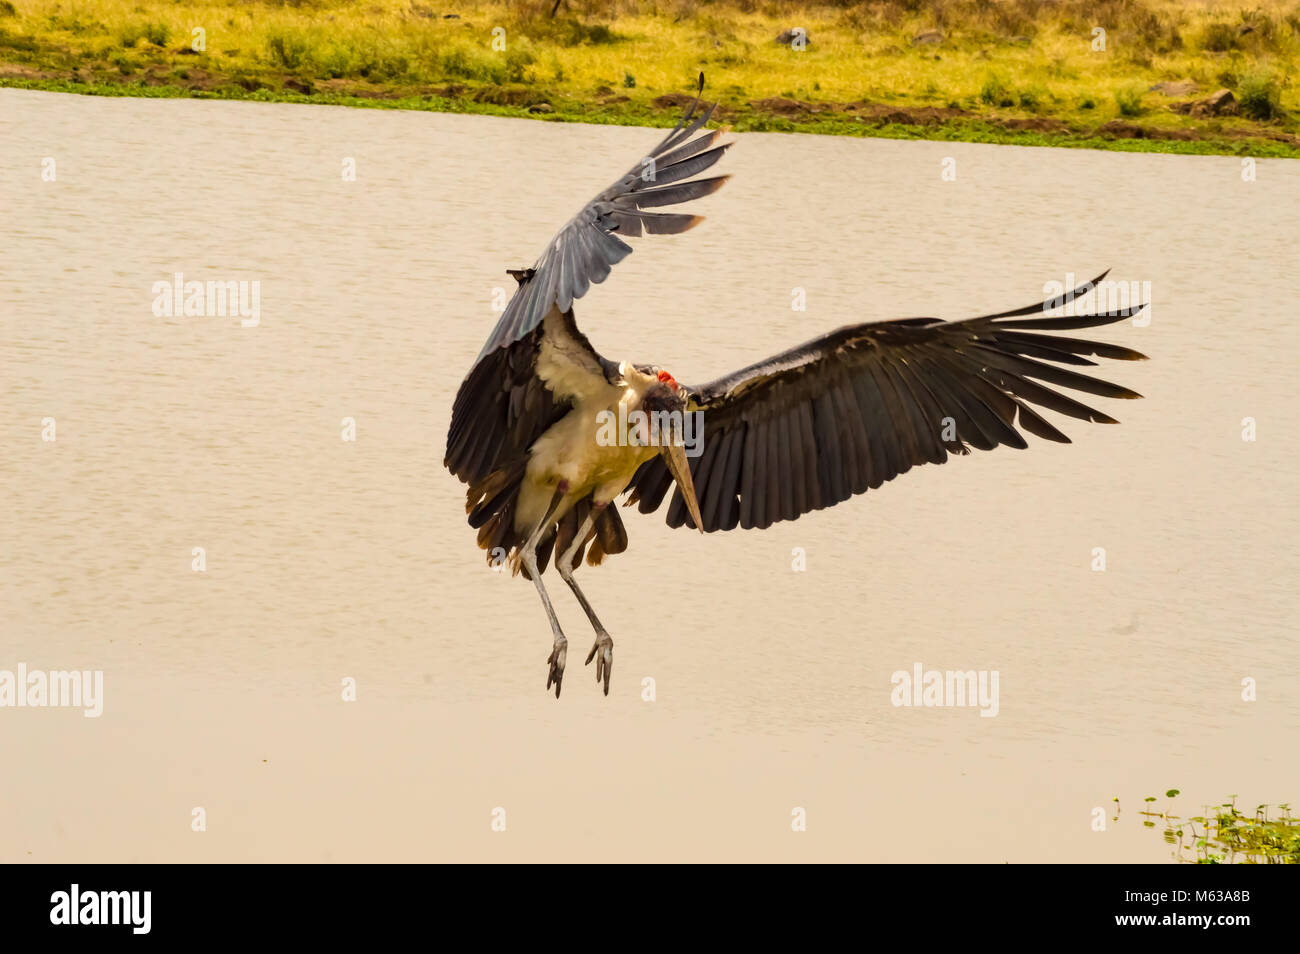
[[515, 401, 658, 536]]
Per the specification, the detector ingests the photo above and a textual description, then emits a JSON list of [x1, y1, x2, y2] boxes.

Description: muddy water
[[2, 88, 1296, 862]]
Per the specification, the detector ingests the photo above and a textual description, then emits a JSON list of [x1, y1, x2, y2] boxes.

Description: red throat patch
[[657, 370, 679, 390]]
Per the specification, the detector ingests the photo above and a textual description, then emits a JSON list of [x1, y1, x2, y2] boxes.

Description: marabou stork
[[445, 78, 1147, 698]]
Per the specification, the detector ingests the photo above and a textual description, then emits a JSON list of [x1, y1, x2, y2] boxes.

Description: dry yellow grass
[[1, 0, 1297, 154]]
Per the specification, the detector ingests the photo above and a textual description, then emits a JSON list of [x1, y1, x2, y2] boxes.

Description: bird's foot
[[546, 636, 568, 698], [584, 633, 614, 696]]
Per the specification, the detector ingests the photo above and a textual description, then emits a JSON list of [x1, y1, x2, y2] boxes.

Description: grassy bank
[[2, 0, 1298, 157]]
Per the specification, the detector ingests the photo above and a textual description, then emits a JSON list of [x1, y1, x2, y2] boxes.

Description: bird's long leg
[[555, 504, 614, 696], [512, 485, 569, 698]]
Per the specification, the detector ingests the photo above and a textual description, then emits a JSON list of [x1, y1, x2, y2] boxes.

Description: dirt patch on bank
[[472, 85, 551, 107], [744, 96, 968, 125], [851, 102, 968, 124], [652, 92, 697, 110], [995, 116, 1070, 132]]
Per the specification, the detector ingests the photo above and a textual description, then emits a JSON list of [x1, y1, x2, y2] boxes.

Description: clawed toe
[[546, 638, 567, 698], [584, 634, 614, 696]]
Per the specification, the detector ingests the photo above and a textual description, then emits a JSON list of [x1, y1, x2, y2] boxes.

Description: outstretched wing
[[473, 74, 731, 363], [446, 78, 731, 492], [625, 273, 1148, 532]]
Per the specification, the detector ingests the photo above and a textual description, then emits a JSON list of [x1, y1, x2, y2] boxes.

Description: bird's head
[[637, 375, 705, 534]]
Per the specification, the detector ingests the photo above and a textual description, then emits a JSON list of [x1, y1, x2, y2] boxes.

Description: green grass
[[1238, 63, 1286, 119], [1115, 83, 1147, 116], [1, 0, 1298, 157]]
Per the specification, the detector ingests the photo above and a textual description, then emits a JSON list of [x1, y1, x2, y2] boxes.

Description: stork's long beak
[[662, 444, 705, 533]]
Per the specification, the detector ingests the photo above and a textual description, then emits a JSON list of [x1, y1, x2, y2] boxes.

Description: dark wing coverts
[[626, 273, 1148, 532]]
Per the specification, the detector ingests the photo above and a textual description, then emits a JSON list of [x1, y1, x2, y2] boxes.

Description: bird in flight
[[445, 77, 1147, 698]]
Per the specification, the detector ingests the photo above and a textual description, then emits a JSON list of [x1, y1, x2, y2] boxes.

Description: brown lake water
[[1, 87, 1297, 862]]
